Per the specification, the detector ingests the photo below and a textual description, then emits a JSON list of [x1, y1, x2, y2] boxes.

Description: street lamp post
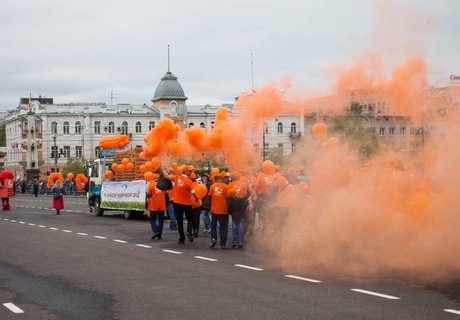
[[53, 134, 57, 172]]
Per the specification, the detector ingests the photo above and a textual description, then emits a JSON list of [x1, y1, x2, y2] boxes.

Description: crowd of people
[[146, 162, 309, 249], [15, 178, 82, 197]]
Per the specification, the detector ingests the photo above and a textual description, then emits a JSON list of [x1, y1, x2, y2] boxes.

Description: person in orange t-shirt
[[147, 180, 166, 240], [208, 172, 229, 248], [162, 165, 198, 244]]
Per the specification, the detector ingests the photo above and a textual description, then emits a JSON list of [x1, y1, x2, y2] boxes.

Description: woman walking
[[52, 180, 64, 214]]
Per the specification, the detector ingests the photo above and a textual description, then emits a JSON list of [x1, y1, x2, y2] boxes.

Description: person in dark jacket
[[200, 174, 212, 233]]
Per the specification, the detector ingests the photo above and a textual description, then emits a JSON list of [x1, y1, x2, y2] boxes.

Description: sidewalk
[[15, 193, 87, 199]]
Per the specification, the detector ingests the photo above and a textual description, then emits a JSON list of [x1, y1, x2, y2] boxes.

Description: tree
[[266, 147, 284, 164], [0, 123, 5, 147], [63, 157, 86, 177]]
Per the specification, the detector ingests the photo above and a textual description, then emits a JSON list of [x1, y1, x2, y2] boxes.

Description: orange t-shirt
[[256, 172, 275, 195], [172, 175, 194, 205], [227, 179, 248, 199], [147, 182, 166, 211], [209, 182, 228, 214]]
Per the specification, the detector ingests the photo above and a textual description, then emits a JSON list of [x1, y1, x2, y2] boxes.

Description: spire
[[167, 44, 170, 73]]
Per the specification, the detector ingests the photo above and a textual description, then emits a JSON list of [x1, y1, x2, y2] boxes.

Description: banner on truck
[[101, 180, 146, 211]]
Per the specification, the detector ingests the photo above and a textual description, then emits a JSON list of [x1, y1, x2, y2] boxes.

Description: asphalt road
[[0, 195, 459, 319]]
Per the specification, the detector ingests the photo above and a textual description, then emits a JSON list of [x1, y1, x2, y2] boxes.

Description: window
[[63, 146, 70, 158], [94, 121, 101, 134], [95, 146, 100, 158], [63, 121, 69, 134], [51, 146, 58, 159], [400, 141, 406, 149], [290, 122, 297, 133], [135, 121, 142, 133], [75, 121, 82, 134], [410, 127, 416, 135], [278, 143, 283, 152], [277, 122, 283, 134], [389, 127, 395, 136], [51, 121, 57, 135], [188, 122, 194, 128], [76, 146, 82, 158], [292, 143, 296, 154], [121, 121, 128, 134], [400, 127, 406, 135], [211, 121, 215, 129], [149, 121, 155, 130], [200, 122, 205, 128], [379, 127, 385, 136], [108, 121, 115, 134]]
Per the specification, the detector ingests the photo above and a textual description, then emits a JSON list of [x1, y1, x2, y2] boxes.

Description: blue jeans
[[167, 201, 177, 228], [232, 217, 245, 245], [201, 208, 211, 231], [149, 211, 165, 236], [211, 214, 229, 247]]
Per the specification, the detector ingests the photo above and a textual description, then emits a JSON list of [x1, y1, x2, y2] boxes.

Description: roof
[[152, 71, 187, 102]]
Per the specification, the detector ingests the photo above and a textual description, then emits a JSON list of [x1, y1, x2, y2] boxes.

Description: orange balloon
[[144, 171, 154, 181], [144, 161, 153, 171], [211, 167, 219, 177], [111, 163, 118, 171], [312, 122, 328, 140], [151, 157, 160, 171], [126, 162, 134, 171], [140, 164, 146, 173], [66, 172, 74, 180], [261, 160, 276, 174], [194, 184, 208, 200], [104, 170, 114, 179], [122, 158, 129, 166], [117, 164, 125, 172]]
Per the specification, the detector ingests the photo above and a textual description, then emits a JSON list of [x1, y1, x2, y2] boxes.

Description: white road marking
[[77, 232, 88, 236], [445, 309, 460, 315], [162, 249, 182, 255], [285, 275, 322, 283], [93, 236, 106, 239], [62, 230, 72, 233], [194, 256, 218, 262], [18, 221, 26, 224], [28, 223, 36, 226], [234, 264, 264, 271], [24, 206, 29, 208], [3, 302, 24, 314], [2, 218, 9, 221], [350, 289, 400, 300], [67, 210, 74, 212], [10, 220, 17, 222], [38, 225, 46, 228], [37, 207, 42, 209], [136, 244, 152, 248], [113, 240, 128, 243], [49, 227, 59, 230]]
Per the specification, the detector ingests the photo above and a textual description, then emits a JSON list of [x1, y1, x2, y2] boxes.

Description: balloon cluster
[[47, 172, 64, 187], [99, 134, 130, 149], [75, 174, 88, 192]]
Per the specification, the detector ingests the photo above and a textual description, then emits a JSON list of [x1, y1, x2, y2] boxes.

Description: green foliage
[[266, 147, 284, 164], [63, 157, 86, 177], [0, 123, 5, 147]]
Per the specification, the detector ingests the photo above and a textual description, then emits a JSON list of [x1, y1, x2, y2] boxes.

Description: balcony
[[289, 132, 301, 139]]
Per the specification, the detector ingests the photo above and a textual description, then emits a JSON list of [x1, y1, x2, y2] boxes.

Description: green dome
[[152, 71, 187, 102]]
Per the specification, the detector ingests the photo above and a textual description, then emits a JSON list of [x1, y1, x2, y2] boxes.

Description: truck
[[88, 147, 148, 220]]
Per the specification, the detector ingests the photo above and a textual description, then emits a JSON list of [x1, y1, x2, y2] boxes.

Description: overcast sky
[[0, 0, 459, 110]]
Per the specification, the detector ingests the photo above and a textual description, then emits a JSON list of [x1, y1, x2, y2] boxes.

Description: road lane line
[[94, 236, 106, 239], [28, 223, 36, 226], [445, 309, 460, 315], [10, 220, 17, 222], [194, 256, 218, 262], [67, 210, 74, 212], [234, 264, 264, 271], [77, 232, 88, 236], [38, 225, 46, 228], [2, 218, 9, 221], [162, 249, 182, 255], [136, 244, 152, 248], [3, 302, 24, 314], [49, 227, 59, 231], [285, 275, 322, 283], [37, 207, 42, 209], [18, 221, 26, 224], [62, 230, 72, 233], [113, 240, 128, 243], [350, 289, 400, 300]]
